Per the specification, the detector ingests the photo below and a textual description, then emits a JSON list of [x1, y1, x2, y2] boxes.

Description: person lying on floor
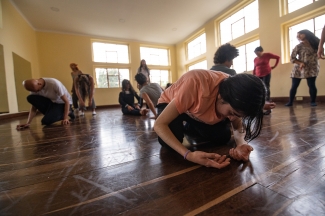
[[154, 69, 266, 169], [119, 79, 148, 116], [16, 78, 75, 129], [135, 73, 163, 119]]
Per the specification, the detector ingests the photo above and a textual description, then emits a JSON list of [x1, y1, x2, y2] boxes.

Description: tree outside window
[[95, 68, 129, 88], [150, 70, 169, 87]]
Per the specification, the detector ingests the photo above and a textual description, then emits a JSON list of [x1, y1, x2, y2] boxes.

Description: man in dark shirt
[[210, 43, 238, 76]]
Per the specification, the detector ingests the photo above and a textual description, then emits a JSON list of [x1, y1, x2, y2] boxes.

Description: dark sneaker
[[310, 102, 317, 107]]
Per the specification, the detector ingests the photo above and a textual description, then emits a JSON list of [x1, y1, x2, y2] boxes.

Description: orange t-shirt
[[158, 69, 229, 125]]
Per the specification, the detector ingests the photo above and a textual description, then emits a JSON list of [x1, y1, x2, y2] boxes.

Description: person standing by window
[[286, 30, 320, 107], [137, 59, 150, 82], [253, 46, 280, 114]]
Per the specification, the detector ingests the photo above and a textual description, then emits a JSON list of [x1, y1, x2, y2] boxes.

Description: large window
[[140, 47, 169, 66], [288, 14, 325, 53], [233, 40, 260, 73], [95, 68, 129, 88], [150, 70, 169, 87], [92, 42, 129, 63], [220, 1, 259, 44], [287, 0, 318, 13], [187, 33, 206, 60], [188, 60, 207, 71]]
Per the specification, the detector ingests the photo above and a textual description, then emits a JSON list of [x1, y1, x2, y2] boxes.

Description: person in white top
[[16, 78, 75, 129], [137, 59, 150, 83]]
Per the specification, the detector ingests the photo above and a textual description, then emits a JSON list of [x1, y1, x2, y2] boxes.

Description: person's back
[[140, 83, 162, 107], [210, 65, 236, 76], [32, 78, 71, 104]]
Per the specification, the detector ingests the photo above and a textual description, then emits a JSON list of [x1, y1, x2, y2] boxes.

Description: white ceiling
[[10, 0, 238, 45]]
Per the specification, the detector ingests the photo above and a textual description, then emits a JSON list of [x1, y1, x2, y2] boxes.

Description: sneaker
[[68, 111, 75, 120], [79, 111, 84, 116], [92, 111, 97, 115], [285, 102, 292, 107]]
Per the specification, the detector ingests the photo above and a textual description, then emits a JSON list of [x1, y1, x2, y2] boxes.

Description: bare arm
[[16, 106, 37, 129], [60, 94, 70, 125], [229, 117, 253, 161], [154, 100, 230, 168], [142, 92, 157, 118], [318, 25, 325, 59], [74, 77, 85, 108]]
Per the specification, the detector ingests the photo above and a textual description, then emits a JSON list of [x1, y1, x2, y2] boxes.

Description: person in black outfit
[[119, 79, 148, 116]]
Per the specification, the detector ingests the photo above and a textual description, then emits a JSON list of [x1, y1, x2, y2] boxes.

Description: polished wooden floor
[[0, 103, 324, 215]]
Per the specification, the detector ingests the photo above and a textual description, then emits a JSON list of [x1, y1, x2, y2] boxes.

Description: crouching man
[[16, 78, 75, 129]]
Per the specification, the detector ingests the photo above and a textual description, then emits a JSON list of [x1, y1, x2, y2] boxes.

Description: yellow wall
[[176, 0, 325, 98], [0, 0, 40, 113], [36, 32, 177, 106], [1, 0, 325, 114]]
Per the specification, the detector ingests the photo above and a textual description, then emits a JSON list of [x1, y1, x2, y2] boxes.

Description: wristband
[[183, 150, 191, 160]]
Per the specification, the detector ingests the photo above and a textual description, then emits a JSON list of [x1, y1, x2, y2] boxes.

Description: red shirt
[[253, 53, 280, 77]]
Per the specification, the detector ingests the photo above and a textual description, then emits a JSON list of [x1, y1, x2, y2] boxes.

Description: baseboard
[[271, 95, 325, 103], [96, 104, 121, 109], [0, 111, 29, 121]]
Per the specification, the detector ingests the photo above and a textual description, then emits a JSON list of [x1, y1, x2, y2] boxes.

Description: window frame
[[185, 29, 207, 61], [281, 7, 325, 63], [93, 67, 130, 88], [280, 0, 319, 16], [231, 36, 260, 73], [215, 0, 258, 46], [149, 69, 170, 87], [91, 40, 130, 64], [139, 45, 170, 66], [187, 59, 208, 71]]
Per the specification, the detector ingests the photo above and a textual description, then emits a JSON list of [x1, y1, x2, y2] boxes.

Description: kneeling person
[[135, 73, 163, 119], [17, 78, 74, 129]]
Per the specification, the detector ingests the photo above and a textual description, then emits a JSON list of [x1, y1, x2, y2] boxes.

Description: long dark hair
[[122, 79, 136, 95], [78, 74, 90, 100], [298, 29, 320, 51], [219, 73, 266, 142], [138, 59, 149, 71]]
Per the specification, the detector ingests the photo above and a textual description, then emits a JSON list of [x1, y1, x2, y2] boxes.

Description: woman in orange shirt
[[154, 69, 265, 169]]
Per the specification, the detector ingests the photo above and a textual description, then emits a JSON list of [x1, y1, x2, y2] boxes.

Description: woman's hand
[[299, 62, 305, 70], [229, 144, 253, 161], [186, 151, 230, 169], [88, 100, 92, 107], [127, 105, 134, 111], [79, 101, 86, 109], [135, 104, 140, 109], [16, 123, 30, 130]]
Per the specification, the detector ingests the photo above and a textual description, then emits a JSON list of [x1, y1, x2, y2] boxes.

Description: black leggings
[[156, 103, 231, 149], [259, 74, 271, 101], [289, 77, 317, 103], [27, 95, 72, 125]]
